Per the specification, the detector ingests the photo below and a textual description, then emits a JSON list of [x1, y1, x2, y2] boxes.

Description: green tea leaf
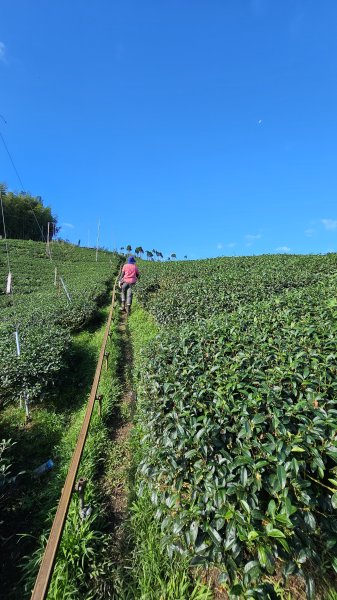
[[266, 528, 286, 539], [277, 465, 286, 489]]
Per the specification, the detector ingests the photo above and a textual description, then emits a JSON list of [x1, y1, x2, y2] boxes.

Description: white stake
[[6, 271, 12, 294], [14, 330, 21, 356], [54, 267, 57, 286], [60, 277, 71, 302]]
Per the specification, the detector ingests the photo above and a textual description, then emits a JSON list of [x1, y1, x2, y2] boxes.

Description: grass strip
[[18, 305, 121, 599], [115, 299, 213, 599]]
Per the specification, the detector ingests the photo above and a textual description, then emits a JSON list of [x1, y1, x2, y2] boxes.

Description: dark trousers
[[121, 282, 134, 305]]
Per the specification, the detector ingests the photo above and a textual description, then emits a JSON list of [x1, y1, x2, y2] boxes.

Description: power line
[[0, 130, 25, 191], [29, 207, 45, 241], [0, 118, 45, 241], [0, 189, 11, 275], [0, 118, 78, 307], [0, 188, 20, 346], [0, 119, 23, 353]]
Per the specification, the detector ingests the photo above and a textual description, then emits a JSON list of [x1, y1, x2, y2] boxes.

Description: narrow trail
[[101, 308, 136, 556]]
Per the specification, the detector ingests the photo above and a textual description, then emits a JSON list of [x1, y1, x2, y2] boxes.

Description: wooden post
[[25, 393, 31, 424], [46, 222, 50, 256], [96, 219, 100, 262], [96, 394, 103, 418]]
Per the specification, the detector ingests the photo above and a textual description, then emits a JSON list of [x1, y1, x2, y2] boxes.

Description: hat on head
[[127, 256, 136, 264]]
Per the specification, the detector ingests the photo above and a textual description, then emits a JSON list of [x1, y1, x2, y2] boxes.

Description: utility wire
[[0, 189, 11, 275], [0, 121, 45, 241], [0, 118, 89, 308], [0, 129, 25, 191], [0, 125, 69, 299], [29, 207, 45, 241], [0, 189, 19, 333], [0, 117, 20, 339]]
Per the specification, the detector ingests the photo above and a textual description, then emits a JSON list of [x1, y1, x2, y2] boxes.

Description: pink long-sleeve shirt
[[122, 264, 139, 284]]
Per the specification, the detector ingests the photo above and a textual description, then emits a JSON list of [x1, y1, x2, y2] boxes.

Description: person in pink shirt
[[119, 256, 140, 314]]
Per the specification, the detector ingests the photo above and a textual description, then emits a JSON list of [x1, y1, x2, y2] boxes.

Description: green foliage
[[0, 311, 117, 597], [0, 184, 57, 241], [0, 240, 121, 404], [122, 489, 212, 599], [21, 313, 121, 599], [136, 253, 337, 325], [127, 298, 158, 360], [0, 438, 14, 498], [111, 301, 212, 600], [132, 254, 337, 594]]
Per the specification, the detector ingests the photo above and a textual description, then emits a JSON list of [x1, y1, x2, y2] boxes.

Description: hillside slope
[[0, 240, 120, 403]]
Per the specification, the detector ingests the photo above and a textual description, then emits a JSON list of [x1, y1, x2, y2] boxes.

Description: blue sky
[[1, 0, 337, 259]]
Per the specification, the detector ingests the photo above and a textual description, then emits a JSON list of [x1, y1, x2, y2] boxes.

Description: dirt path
[[101, 310, 135, 550]]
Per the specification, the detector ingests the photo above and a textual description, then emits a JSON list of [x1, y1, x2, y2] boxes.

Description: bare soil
[[101, 311, 135, 540]]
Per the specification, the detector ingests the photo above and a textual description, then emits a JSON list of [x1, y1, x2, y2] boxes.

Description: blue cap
[[127, 256, 136, 264]]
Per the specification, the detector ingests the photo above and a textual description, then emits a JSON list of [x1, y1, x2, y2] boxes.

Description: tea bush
[[136, 253, 337, 325], [0, 240, 121, 403], [134, 256, 337, 594]]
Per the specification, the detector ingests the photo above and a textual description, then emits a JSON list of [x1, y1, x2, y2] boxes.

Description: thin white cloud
[[0, 42, 6, 63], [305, 228, 315, 237], [61, 222, 74, 229], [245, 234, 261, 241], [227, 242, 236, 248], [321, 219, 337, 231], [276, 246, 291, 253], [217, 243, 223, 250]]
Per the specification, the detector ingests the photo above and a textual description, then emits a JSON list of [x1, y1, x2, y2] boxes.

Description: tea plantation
[[133, 254, 337, 597], [0, 239, 120, 404]]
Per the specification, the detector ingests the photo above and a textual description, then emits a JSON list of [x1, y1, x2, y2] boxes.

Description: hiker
[[119, 256, 140, 314]]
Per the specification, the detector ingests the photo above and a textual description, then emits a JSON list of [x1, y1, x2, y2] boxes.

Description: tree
[[184, 255, 187, 259], [146, 250, 153, 260], [0, 184, 58, 241], [135, 246, 144, 258], [171, 253, 177, 259], [126, 244, 132, 254]]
